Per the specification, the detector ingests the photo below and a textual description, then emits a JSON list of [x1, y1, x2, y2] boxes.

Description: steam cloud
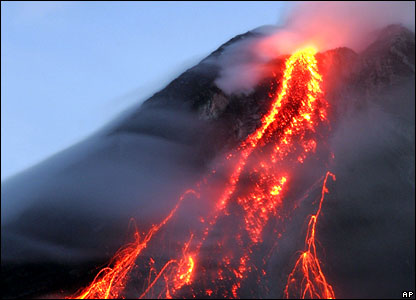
[[215, 1, 415, 95]]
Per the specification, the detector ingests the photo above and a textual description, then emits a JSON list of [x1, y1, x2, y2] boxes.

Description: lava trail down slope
[[70, 47, 336, 299]]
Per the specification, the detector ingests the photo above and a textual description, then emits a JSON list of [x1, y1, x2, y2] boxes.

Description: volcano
[[1, 24, 414, 299]]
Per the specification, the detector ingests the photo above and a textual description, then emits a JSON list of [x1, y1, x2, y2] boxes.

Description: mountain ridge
[[1, 24, 414, 299]]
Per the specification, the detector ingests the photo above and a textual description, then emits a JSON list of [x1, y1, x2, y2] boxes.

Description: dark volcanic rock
[[352, 24, 415, 98]]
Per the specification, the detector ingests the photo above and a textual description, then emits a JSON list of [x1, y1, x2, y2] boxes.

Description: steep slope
[[1, 25, 414, 299]]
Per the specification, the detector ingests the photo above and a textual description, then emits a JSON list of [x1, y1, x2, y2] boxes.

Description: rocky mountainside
[[1, 24, 414, 299], [111, 24, 414, 158]]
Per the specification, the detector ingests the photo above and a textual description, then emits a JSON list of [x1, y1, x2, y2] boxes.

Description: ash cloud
[[322, 78, 415, 298], [215, 1, 415, 95]]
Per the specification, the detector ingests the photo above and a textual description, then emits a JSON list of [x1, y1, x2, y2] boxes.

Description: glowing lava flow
[[205, 46, 330, 298], [216, 46, 327, 212], [71, 190, 198, 299], [70, 46, 334, 299], [284, 172, 336, 299]]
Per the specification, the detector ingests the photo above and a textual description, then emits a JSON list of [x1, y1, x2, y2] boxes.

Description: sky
[[1, 1, 292, 180]]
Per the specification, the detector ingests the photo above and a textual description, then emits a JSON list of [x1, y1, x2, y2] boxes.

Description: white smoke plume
[[215, 1, 415, 95]]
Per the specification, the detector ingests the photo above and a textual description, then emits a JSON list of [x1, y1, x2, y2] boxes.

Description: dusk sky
[[1, 1, 292, 180]]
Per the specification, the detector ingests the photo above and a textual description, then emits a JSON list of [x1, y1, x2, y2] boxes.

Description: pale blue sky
[[1, 1, 292, 180]]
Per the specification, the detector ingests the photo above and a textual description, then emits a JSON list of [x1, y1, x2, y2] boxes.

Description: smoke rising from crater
[[215, 1, 415, 95]]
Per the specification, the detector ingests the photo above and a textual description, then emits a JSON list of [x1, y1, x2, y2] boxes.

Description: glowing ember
[[70, 46, 334, 299]]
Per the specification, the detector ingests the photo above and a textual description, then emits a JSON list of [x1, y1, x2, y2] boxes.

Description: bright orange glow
[[70, 47, 334, 299]]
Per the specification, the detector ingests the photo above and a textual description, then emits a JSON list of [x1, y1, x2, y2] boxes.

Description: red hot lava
[[70, 47, 335, 299]]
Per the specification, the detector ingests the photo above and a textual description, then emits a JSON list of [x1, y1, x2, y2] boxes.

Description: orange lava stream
[[70, 47, 334, 299], [139, 235, 195, 299], [217, 46, 326, 212], [213, 46, 329, 298], [71, 190, 198, 299], [284, 171, 336, 299]]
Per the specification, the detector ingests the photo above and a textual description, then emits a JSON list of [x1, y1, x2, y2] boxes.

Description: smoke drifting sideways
[[1, 105, 212, 267], [214, 1, 415, 95]]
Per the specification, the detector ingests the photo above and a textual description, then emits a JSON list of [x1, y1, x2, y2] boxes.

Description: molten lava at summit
[[70, 46, 336, 299]]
